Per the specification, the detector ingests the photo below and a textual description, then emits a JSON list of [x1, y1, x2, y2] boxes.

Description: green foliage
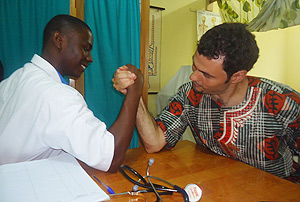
[[282, 9, 297, 22], [243, 1, 251, 12], [291, 0, 300, 10], [217, 0, 300, 31], [280, 19, 289, 28], [255, 0, 264, 7]]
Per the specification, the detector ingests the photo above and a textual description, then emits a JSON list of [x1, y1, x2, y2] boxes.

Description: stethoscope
[[111, 158, 190, 202]]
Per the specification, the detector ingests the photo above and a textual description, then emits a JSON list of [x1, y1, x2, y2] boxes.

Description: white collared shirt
[[0, 54, 114, 171]]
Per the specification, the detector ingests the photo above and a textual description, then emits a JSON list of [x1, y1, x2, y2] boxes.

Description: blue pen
[[92, 175, 115, 194]]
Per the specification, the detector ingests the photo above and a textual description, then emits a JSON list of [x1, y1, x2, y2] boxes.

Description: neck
[[42, 50, 63, 76], [211, 77, 248, 107]]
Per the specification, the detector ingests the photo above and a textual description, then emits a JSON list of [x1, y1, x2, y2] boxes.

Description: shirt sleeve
[[285, 91, 300, 156], [271, 89, 300, 156], [155, 85, 190, 149], [284, 92, 300, 184], [37, 85, 114, 171], [270, 88, 300, 181]]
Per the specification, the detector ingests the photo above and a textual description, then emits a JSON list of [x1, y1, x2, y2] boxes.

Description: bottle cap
[[184, 183, 202, 201]]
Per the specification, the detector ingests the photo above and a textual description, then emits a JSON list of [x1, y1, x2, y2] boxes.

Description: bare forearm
[[107, 64, 143, 173], [136, 98, 166, 153], [108, 90, 141, 172]]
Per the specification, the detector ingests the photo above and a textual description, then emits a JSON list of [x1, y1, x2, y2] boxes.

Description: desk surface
[[81, 140, 300, 202]]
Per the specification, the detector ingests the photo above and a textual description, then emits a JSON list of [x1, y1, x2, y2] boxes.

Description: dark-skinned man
[[0, 14, 143, 173]]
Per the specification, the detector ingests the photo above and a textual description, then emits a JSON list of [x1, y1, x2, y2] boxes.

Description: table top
[[81, 140, 300, 202]]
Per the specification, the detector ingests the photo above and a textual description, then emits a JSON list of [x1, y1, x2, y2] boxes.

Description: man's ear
[[230, 70, 247, 84], [52, 31, 64, 50]]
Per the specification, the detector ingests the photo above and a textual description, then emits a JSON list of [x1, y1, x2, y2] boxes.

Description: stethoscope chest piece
[[184, 183, 202, 201]]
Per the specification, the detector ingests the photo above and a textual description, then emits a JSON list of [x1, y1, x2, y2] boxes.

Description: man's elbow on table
[[139, 127, 167, 153], [143, 139, 166, 154], [107, 155, 126, 173], [107, 165, 119, 173]]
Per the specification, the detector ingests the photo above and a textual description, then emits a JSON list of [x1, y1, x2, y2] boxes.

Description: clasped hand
[[112, 64, 142, 94]]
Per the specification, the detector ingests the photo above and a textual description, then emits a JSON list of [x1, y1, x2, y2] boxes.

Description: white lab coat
[[0, 54, 114, 171]]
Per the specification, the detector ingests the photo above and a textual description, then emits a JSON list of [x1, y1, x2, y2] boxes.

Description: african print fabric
[[155, 76, 300, 183]]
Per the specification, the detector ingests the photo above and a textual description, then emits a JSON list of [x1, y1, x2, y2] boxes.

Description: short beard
[[192, 84, 204, 94]]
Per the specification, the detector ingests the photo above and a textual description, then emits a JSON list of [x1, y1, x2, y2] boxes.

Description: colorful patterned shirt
[[155, 76, 300, 182]]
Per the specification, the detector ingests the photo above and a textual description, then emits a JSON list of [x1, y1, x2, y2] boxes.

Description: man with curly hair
[[113, 23, 300, 184]]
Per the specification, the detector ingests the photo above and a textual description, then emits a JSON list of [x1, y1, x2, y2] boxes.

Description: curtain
[[84, 0, 141, 148], [0, 60, 3, 81], [247, 0, 300, 31], [217, 0, 264, 24], [0, 0, 69, 79], [217, 0, 300, 32]]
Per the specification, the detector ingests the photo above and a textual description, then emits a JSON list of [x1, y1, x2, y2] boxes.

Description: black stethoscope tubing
[[120, 164, 189, 202]]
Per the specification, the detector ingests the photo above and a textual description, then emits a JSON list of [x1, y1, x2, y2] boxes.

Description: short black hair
[[197, 23, 259, 79], [42, 14, 91, 51]]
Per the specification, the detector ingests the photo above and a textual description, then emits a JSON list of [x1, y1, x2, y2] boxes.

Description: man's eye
[[200, 71, 211, 78], [204, 74, 211, 78]]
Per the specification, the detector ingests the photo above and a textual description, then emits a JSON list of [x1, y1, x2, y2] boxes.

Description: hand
[[112, 65, 138, 94], [125, 64, 143, 95]]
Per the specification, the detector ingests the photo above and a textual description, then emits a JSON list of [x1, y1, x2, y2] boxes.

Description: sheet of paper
[[0, 153, 110, 202]]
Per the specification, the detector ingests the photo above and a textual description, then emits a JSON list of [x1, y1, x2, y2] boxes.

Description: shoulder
[[177, 81, 193, 94], [248, 76, 297, 93], [248, 76, 300, 104], [177, 81, 204, 106], [43, 83, 85, 105], [16, 64, 86, 108], [248, 77, 300, 117]]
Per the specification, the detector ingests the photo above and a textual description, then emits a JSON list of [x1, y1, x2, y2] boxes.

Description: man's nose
[[190, 71, 200, 81], [87, 54, 93, 63]]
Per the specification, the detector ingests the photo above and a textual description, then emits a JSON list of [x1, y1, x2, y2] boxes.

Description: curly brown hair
[[197, 23, 259, 80]]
